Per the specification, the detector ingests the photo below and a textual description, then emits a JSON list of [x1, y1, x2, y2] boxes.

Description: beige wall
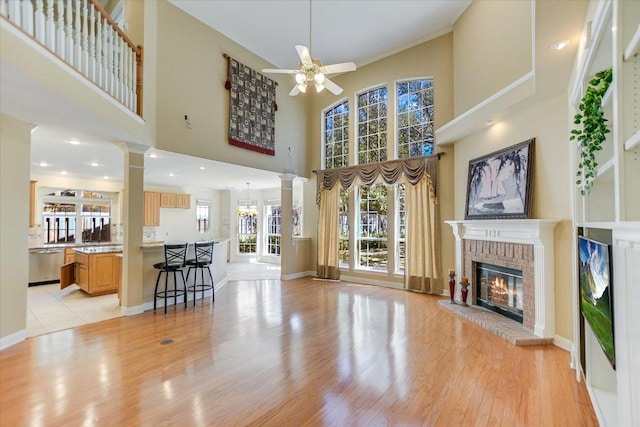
[[453, 0, 533, 116], [154, 1, 307, 177], [305, 34, 455, 287], [0, 114, 31, 343], [452, 93, 574, 341]]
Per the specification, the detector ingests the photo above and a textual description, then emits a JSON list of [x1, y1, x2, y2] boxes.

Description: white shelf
[[597, 157, 615, 178], [624, 23, 640, 61], [601, 84, 613, 107], [624, 129, 640, 151]]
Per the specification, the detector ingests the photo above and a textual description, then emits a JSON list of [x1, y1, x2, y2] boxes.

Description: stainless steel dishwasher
[[28, 248, 65, 286]]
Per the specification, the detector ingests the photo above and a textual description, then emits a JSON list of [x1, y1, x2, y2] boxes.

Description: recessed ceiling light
[[90, 162, 99, 167], [39, 162, 48, 167], [147, 153, 158, 158], [550, 39, 570, 50], [67, 140, 81, 145], [168, 173, 175, 177], [199, 166, 205, 170], [103, 176, 109, 179], [485, 120, 494, 126], [60, 170, 67, 175]]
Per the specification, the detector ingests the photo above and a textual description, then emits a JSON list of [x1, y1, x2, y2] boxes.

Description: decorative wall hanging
[[224, 55, 277, 156], [465, 138, 534, 220]]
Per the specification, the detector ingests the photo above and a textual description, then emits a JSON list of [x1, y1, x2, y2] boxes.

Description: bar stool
[[153, 243, 188, 314], [185, 241, 215, 305]]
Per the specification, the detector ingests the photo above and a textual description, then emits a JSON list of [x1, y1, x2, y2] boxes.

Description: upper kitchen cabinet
[[143, 191, 160, 226]]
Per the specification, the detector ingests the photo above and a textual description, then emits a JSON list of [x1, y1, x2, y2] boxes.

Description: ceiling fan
[[261, 1, 357, 96]]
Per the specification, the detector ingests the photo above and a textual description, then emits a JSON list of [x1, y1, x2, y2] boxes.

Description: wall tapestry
[[225, 55, 277, 156]]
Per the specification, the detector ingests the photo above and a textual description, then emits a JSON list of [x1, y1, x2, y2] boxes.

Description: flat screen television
[[578, 235, 615, 369]]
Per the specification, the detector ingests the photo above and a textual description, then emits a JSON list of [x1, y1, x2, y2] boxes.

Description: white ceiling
[[28, 0, 471, 190]]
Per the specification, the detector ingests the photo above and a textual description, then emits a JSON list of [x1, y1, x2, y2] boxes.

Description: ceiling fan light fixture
[[315, 82, 325, 93], [297, 82, 307, 93], [295, 72, 306, 84], [314, 72, 325, 84]]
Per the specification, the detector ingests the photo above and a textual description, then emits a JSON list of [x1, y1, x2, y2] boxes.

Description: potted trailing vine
[[570, 67, 613, 196]]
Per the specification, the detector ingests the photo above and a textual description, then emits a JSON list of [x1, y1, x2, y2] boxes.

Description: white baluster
[[88, 3, 96, 81], [74, 0, 81, 70], [81, 0, 88, 74], [0, 0, 7, 18], [102, 18, 109, 89], [7, 0, 20, 27], [34, 0, 45, 43], [95, 14, 102, 87], [45, 0, 55, 50], [65, 0, 73, 64], [118, 38, 125, 101], [106, 26, 113, 94], [124, 47, 131, 109], [55, 0, 65, 57], [21, 0, 34, 36]]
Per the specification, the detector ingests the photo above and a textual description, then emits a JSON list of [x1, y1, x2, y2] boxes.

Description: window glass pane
[[357, 86, 388, 164], [324, 101, 350, 169], [265, 204, 281, 256], [358, 184, 388, 271], [339, 189, 349, 267], [396, 184, 406, 272], [81, 204, 111, 243], [42, 203, 76, 243], [237, 201, 257, 254], [396, 78, 434, 159]]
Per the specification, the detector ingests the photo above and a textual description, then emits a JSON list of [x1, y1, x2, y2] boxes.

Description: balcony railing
[[1, 0, 143, 116]]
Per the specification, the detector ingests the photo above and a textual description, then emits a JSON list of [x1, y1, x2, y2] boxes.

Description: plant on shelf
[[570, 67, 613, 196]]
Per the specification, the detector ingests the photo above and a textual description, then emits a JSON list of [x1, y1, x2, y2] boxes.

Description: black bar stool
[[185, 241, 215, 305], [153, 243, 188, 313]]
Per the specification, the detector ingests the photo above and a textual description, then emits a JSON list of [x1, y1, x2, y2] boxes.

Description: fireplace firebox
[[476, 263, 524, 323]]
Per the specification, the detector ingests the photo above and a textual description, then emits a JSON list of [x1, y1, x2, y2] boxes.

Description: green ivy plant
[[570, 67, 613, 196]]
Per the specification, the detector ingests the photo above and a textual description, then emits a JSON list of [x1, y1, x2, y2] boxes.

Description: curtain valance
[[314, 155, 439, 201]]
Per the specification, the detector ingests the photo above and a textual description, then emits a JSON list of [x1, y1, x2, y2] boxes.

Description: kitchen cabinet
[[61, 248, 121, 296], [160, 192, 176, 208], [143, 191, 160, 226], [176, 194, 190, 209], [29, 180, 37, 227], [64, 247, 75, 264]]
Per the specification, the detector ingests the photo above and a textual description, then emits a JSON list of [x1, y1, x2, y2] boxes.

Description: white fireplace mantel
[[445, 219, 560, 339]]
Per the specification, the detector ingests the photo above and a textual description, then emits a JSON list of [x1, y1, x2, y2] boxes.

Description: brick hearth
[[464, 239, 535, 331]]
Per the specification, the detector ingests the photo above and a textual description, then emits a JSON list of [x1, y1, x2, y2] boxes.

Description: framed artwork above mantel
[[464, 138, 535, 220]]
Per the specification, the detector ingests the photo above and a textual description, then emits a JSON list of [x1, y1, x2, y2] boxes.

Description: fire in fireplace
[[476, 263, 524, 323]]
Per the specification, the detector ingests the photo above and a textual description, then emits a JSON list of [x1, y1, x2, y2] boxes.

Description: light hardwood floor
[[0, 278, 598, 426]]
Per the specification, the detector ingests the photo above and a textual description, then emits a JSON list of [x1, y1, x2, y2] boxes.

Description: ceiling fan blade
[[289, 84, 301, 96], [262, 69, 297, 74], [295, 45, 312, 65], [322, 62, 357, 74], [323, 77, 343, 95]]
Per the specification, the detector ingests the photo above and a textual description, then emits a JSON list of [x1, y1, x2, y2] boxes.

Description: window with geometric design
[[324, 101, 350, 169], [397, 79, 434, 158], [357, 86, 388, 164]]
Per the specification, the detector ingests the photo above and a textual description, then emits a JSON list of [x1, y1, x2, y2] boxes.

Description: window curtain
[[404, 175, 442, 293], [317, 183, 341, 280], [315, 155, 441, 291]]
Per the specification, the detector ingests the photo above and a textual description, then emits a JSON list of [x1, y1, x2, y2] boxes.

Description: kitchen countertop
[[30, 242, 122, 250], [73, 246, 123, 255]]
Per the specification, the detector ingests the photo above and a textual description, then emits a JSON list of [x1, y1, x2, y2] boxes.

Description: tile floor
[[26, 261, 282, 338]]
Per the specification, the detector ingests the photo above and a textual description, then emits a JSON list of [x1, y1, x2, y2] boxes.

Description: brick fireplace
[[446, 220, 559, 340]]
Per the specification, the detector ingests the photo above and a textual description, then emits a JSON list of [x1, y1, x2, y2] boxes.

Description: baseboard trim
[[121, 305, 144, 316], [340, 274, 404, 290], [282, 271, 315, 280], [139, 278, 229, 312], [554, 335, 573, 352], [0, 329, 27, 350]]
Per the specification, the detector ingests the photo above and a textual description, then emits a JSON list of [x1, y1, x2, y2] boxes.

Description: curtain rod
[[312, 152, 445, 175]]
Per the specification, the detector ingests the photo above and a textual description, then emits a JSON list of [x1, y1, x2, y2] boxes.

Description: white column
[[118, 141, 148, 315], [279, 174, 295, 279]]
